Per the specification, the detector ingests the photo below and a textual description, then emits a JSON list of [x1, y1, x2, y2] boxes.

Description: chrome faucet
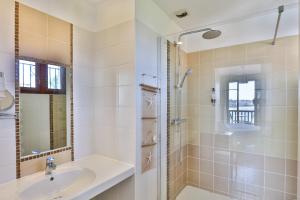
[[45, 157, 56, 175]]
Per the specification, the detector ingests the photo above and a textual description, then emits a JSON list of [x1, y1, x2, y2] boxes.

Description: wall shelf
[[142, 142, 157, 147], [0, 113, 17, 119]]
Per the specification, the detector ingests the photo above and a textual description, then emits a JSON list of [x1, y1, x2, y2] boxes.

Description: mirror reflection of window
[[19, 59, 69, 156], [19, 60, 36, 88], [228, 80, 255, 125], [48, 65, 62, 90], [19, 60, 66, 94]]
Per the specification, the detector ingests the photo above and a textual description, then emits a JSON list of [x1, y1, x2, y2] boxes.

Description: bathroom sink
[[0, 155, 134, 200], [19, 167, 96, 200]]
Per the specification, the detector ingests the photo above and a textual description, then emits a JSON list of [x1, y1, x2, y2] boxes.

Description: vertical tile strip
[[166, 41, 171, 200], [49, 95, 54, 149], [15, 1, 21, 179], [70, 24, 74, 161]]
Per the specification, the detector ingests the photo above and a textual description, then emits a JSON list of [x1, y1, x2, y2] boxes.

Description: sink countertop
[[0, 154, 135, 200]]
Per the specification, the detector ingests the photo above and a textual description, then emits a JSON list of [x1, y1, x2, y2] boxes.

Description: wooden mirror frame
[[14, 2, 74, 178]]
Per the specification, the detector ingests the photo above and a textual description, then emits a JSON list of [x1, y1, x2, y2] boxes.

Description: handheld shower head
[[185, 68, 192, 76], [177, 68, 192, 88]]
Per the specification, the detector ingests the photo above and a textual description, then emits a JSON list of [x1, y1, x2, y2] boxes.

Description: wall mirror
[[15, 2, 74, 177], [18, 59, 72, 157]]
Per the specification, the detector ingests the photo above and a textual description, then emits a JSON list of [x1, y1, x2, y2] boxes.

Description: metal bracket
[[0, 113, 18, 119]]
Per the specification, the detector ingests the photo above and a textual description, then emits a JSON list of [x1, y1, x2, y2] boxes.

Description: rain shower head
[[202, 30, 222, 39], [176, 28, 221, 45], [177, 68, 192, 88]]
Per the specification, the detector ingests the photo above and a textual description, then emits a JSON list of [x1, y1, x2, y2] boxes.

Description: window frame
[[19, 60, 39, 93], [19, 60, 66, 95]]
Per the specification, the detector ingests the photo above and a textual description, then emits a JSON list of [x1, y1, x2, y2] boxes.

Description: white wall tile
[[0, 0, 16, 184], [0, 53, 15, 82], [92, 21, 136, 166], [73, 27, 95, 160]]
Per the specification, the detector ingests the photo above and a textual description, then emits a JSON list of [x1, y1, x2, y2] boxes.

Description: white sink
[[0, 155, 134, 200], [20, 167, 96, 200]]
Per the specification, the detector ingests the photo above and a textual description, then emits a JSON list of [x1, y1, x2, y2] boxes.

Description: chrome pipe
[[272, 5, 284, 45]]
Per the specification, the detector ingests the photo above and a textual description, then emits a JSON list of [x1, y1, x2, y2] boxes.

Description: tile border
[[166, 41, 171, 200], [15, 1, 20, 178]]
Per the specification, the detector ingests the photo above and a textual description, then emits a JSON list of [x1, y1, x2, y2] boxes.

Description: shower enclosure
[[165, 32, 299, 200]]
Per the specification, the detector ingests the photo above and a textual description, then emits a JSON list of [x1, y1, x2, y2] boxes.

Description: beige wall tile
[[188, 157, 199, 171], [245, 184, 264, 200], [246, 42, 268, 59], [200, 159, 213, 174], [214, 47, 230, 62], [286, 159, 297, 177], [199, 50, 213, 64], [214, 134, 229, 149], [286, 142, 298, 160], [265, 157, 285, 174], [0, 0, 14, 54], [20, 150, 71, 177], [285, 193, 297, 200], [188, 144, 200, 158], [214, 176, 229, 195], [19, 4, 47, 37], [200, 146, 213, 161], [199, 173, 213, 191], [264, 188, 284, 200], [200, 133, 213, 147], [47, 15, 71, 44], [245, 169, 264, 186], [265, 172, 284, 191], [230, 152, 264, 170], [230, 165, 247, 183], [19, 3, 71, 65], [214, 163, 229, 178], [214, 149, 230, 164], [19, 31, 47, 60], [188, 131, 200, 145], [229, 180, 244, 199], [264, 139, 285, 158], [187, 170, 199, 187], [187, 52, 200, 68], [229, 45, 246, 63], [285, 176, 297, 194], [47, 39, 71, 65]]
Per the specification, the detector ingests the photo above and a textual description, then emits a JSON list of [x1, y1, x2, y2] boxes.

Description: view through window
[[228, 80, 255, 125]]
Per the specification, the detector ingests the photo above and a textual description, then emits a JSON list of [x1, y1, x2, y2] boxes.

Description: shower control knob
[[152, 136, 157, 143]]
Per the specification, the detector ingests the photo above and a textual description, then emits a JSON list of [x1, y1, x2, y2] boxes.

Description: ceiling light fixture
[[175, 9, 189, 18]]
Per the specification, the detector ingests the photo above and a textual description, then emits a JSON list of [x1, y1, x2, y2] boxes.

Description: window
[[48, 65, 62, 90], [19, 60, 36, 88], [19, 60, 66, 94], [228, 80, 255, 125]]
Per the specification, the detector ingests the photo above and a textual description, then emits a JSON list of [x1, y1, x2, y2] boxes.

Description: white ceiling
[[156, 0, 299, 52], [185, 5, 299, 52], [152, 0, 298, 30]]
